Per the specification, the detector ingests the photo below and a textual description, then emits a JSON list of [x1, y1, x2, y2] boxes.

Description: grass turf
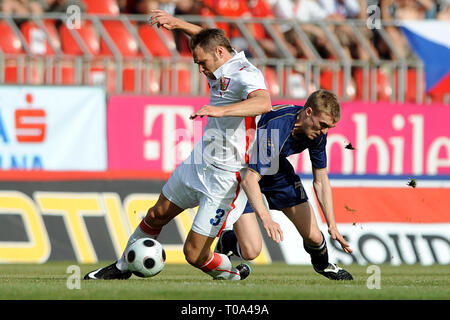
[[0, 262, 449, 300]]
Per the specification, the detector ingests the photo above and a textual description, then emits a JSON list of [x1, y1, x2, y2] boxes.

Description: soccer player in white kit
[[84, 10, 277, 280]]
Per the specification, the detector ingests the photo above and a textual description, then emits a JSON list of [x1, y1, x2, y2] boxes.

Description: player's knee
[[304, 230, 324, 247], [241, 250, 260, 261], [240, 243, 261, 261]]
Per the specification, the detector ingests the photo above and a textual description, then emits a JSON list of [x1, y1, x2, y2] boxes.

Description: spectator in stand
[[200, 0, 295, 58], [437, 0, 450, 20], [247, 0, 298, 58], [271, 0, 341, 59], [175, 0, 202, 15], [318, 0, 375, 60], [388, 0, 437, 19], [1, 0, 45, 27], [319, 0, 361, 18], [41, 0, 84, 13], [1, 0, 43, 14], [121, 0, 177, 14], [380, 0, 436, 60]]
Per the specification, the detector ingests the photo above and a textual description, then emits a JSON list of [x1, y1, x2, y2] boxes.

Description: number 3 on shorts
[[210, 209, 225, 226]]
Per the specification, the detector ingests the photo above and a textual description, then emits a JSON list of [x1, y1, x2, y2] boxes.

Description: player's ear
[[215, 46, 224, 59], [305, 106, 313, 116]]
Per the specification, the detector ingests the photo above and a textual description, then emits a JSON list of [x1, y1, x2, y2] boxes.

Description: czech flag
[[400, 21, 450, 92]]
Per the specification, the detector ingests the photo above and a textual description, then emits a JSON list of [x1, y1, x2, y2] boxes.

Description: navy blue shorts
[[243, 172, 308, 213]]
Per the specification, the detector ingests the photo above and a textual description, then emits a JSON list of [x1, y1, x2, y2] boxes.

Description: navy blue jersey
[[244, 104, 327, 212]]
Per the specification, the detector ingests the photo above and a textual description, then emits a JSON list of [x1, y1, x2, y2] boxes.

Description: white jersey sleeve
[[236, 64, 268, 100]]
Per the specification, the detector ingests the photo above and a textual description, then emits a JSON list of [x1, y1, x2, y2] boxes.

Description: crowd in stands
[[115, 0, 450, 61], [1, 0, 83, 14], [2, 0, 449, 60], [0, 0, 449, 101]]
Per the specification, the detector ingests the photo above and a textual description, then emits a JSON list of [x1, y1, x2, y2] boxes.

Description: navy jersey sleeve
[[308, 134, 327, 169]]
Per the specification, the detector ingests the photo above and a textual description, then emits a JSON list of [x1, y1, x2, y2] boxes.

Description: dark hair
[[190, 28, 234, 55], [304, 89, 341, 122]]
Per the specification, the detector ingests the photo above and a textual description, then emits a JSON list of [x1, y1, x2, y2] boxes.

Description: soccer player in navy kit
[[216, 90, 354, 280]]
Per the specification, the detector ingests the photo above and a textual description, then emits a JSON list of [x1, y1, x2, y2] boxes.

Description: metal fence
[[0, 12, 447, 104]]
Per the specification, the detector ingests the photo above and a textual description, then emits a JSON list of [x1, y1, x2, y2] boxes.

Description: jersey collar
[[213, 51, 246, 79]]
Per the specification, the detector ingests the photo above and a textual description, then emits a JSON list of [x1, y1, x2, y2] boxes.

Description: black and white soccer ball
[[125, 238, 166, 277]]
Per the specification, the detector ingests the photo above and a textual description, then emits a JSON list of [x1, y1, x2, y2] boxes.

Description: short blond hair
[[304, 89, 341, 122]]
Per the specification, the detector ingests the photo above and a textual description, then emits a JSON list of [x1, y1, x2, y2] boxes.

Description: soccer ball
[[125, 238, 166, 277]]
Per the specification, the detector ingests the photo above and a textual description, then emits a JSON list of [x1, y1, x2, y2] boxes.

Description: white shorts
[[162, 160, 248, 238]]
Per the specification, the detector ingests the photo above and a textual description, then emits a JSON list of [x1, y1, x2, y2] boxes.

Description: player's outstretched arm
[[190, 90, 271, 119], [312, 167, 353, 254], [149, 9, 203, 37], [241, 169, 283, 243]]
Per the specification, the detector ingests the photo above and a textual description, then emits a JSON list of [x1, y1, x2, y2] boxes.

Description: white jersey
[[190, 51, 267, 172]]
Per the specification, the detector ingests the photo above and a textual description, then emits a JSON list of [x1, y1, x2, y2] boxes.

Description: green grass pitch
[[0, 262, 448, 300]]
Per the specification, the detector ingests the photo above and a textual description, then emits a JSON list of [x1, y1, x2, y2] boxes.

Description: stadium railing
[[0, 12, 447, 104]]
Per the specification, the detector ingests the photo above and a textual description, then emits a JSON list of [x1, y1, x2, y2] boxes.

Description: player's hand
[[328, 225, 352, 254], [190, 105, 224, 119], [148, 9, 178, 30], [261, 216, 283, 244]]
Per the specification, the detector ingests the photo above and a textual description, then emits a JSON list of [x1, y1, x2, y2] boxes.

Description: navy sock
[[219, 230, 242, 258], [303, 233, 329, 271]]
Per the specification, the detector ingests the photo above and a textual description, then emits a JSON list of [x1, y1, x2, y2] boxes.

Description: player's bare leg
[[84, 193, 184, 280], [283, 202, 353, 280], [234, 213, 262, 260], [282, 202, 323, 247], [185, 230, 250, 280], [215, 213, 262, 260]]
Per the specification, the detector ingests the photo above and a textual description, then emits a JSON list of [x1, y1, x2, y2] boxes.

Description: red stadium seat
[[163, 65, 191, 94], [100, 21, 139, 57], [320, 70, 341, 96], [138, 24, 174, 57], [263, 67, 281, 96], [406, 69, 419, 102], [320, 70, 355, 100], [89, 66, 116, 93], [0, 22, 40, 84], [4, 63, 40, 84], [375, 70, 392, 102], [46, 65, 77, 85], [20, 20, 61, 56], [83, 0, 119, 15], [122, 67, 160, 93], [354, 68, 392, 101], [390, 69, 420, 102], [0, 21, 24, 54], [394, 69, 425, 103], [176, 68, 191, 94], [60, 20, 100, 55]]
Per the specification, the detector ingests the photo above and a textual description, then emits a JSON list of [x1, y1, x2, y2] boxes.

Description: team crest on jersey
[[219, 77, 231, 91]]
